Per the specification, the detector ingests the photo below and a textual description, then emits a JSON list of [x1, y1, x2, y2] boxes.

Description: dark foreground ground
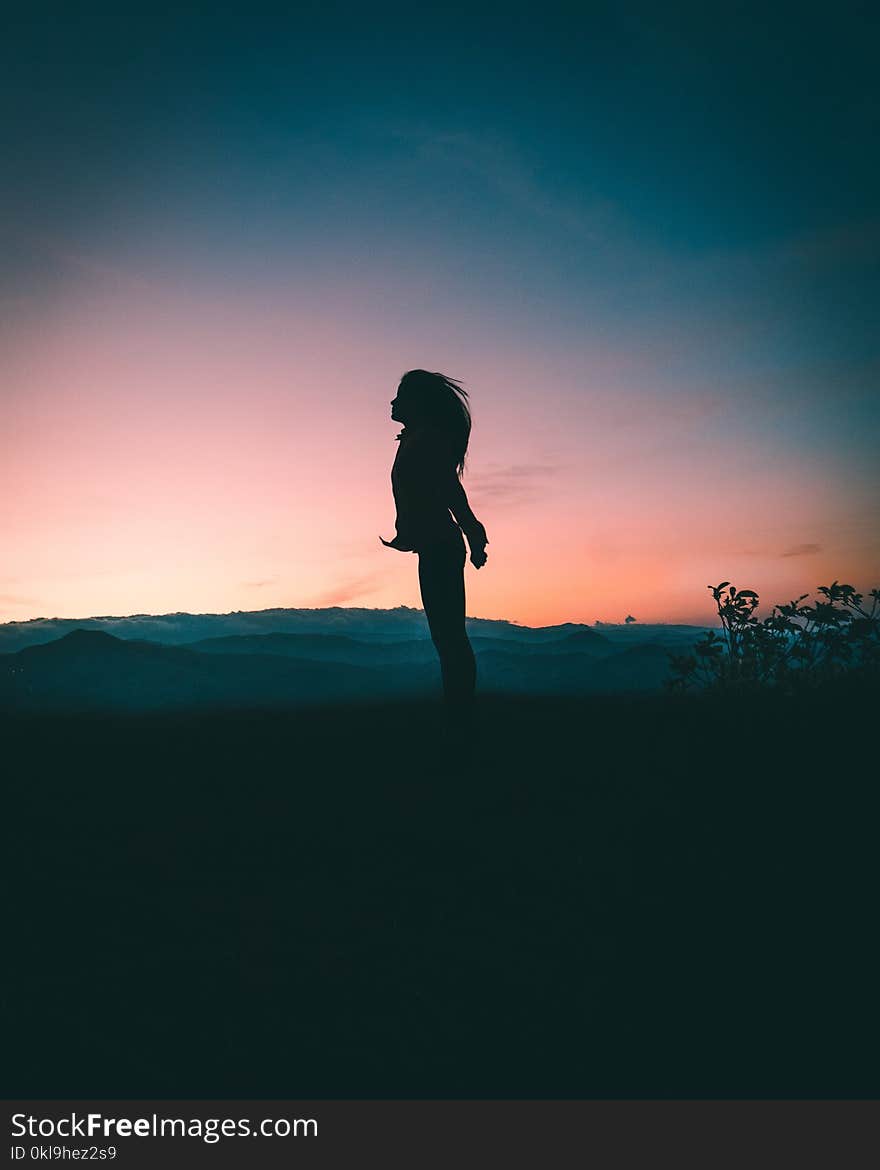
[[4, 679, 878, 1097]]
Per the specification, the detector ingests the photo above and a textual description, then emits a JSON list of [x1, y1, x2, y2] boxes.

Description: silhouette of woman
[[380, 370, 488, 727]]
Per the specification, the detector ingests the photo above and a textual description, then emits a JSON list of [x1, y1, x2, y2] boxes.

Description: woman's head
[[390, 369, 472, 474]]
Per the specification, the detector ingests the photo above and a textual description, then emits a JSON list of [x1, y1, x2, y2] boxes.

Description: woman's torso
[[391, 429, 461, 551]]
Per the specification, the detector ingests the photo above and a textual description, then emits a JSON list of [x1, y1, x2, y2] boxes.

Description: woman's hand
[[468, 529, 489, 569]]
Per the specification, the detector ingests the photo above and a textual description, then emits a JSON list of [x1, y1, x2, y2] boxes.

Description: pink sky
[[2, 265, 877, 630]]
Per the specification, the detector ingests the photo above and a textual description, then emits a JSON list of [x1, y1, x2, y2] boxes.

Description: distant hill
[[0, 628, 428, 712], [587, 622, 718, 648], [0, 619, 698, 711], [184, 626, 614, 664], [476, 641, 674, 695], [0, 605, 715, 654], [185, 632, 440, 665]]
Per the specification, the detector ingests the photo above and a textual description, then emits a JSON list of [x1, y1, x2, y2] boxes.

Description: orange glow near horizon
[[2, 273, 877, 631]]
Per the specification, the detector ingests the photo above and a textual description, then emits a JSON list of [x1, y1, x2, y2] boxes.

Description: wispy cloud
[[0, 593, 45, 607], [467, 462, 560, 508], [381, 124, 617, 241], [309, 571, 387, 607], [777, 217, 880, 271], [1, 226, 160, 295], [781, 542, 822, 558], [241, 578, 276, 588]]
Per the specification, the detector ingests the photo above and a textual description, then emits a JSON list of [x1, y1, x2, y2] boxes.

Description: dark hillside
[[4, 678, 877, 1097]]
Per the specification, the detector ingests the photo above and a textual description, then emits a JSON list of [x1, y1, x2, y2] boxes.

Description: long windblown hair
[[399, 369, 471, 476]]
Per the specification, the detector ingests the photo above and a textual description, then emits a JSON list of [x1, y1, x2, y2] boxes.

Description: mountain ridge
[[0, 624, 701, 710], [0, 605, 715, 655]]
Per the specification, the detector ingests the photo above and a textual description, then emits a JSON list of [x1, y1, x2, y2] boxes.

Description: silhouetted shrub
[[667, 580, 880, 693]]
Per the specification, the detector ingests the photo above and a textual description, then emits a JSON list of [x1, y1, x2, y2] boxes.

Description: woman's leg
[[418, 534, 476, 720]]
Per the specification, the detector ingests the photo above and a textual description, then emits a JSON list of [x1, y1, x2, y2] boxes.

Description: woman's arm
[[446, 471, 488, 569]]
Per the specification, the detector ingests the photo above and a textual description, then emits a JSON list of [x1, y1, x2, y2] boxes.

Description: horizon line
[[0, 604, 717, 631]]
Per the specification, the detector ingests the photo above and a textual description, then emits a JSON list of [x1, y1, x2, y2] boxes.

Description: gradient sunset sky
[[3, 1, 878, 628]]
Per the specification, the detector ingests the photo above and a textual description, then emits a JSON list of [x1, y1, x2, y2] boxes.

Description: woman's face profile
[[390, 382, 411, 424]]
